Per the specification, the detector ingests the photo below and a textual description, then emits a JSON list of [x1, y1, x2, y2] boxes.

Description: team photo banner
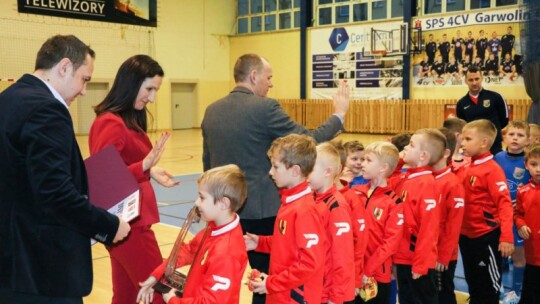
[[18, 0, 157, 27]]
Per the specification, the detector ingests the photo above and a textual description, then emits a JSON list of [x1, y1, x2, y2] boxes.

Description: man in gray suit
[[201, 53, 349, 303]]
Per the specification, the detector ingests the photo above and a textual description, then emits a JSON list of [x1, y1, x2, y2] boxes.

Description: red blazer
[[356, 184, 404, 283], [434, 167, 465, 265], [152, 215, 248, 303], [89, 112, 159, 227], [514, 180, 540, 266], [256, 182, 325, 304], [315, 186, 356, 303], [392, 166, 440, 275], [460, 152, 514, 243]]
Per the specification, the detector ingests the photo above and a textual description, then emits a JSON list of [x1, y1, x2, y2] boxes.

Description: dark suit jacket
[[201, 86, 344, 219], [0, 74, 119, 298]]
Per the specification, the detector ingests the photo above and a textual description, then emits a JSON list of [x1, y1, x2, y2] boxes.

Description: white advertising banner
[[310, 22, 406, 100]]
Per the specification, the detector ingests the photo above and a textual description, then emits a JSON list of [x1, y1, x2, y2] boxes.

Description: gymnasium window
[[316, 0, 404, 26], [424, 0, 520, 15], [237, 0, 301, 34]]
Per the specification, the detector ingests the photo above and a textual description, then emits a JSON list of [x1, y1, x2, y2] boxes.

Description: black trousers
[[396, 265, 438, 304], [519, 264, 540, 304], [0, 288, 82, 304], [437, 260, 457, 304], [459, 229, 502, 304], [241, 216, 276, 304], [355, 282, 391, 304]]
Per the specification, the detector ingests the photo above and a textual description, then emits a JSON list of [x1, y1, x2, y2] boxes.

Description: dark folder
[[84, 144, 140, 223]]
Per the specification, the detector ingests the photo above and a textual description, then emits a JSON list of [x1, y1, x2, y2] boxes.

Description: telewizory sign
[[18, 0, 157, 27]]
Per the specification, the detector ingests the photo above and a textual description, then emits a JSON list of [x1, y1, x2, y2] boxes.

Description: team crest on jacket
[[513, 167, 525, 180], [200, 249, 209, 265], [469, 176, 477, 186], [483, 99, 490, 107], [373, 207, 383, 220], [279, 219, 287, 235]]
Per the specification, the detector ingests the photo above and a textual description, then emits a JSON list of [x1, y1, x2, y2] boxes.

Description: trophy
[[153, 206, 207, 297]]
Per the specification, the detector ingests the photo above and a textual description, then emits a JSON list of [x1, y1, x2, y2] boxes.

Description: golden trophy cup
[[153, 206, 207, 297]]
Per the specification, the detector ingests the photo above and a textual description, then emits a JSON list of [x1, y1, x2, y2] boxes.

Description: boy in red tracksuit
[[137, 165, 248, 304], [433, 128, 465, 304], [393, 128, 445, 304], [330, 139, 368, 292], [244, 134, 325, 304], [355, 141, 404, 304], [459, 119, 514, 304], [514, 143, 540, 303], [309, 143, 356, 304]]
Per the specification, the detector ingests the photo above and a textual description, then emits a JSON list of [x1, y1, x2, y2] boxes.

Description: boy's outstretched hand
[[244, 232, 259, 251], [249, 272, 269, 294], [137, 276, 157, 304], [499, 241, 514, 258]]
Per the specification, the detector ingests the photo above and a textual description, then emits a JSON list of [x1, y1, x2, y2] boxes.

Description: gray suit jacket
[[201, 86, 344, 219]]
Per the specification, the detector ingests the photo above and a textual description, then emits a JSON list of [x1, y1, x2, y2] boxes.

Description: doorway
[[171, 82, 197, 129]]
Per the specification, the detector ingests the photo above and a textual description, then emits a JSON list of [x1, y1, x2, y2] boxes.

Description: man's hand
[[435, 262, 448, 272], [136, 276, 157, 304], [244, 232, 259, 251], [113, 218, 130, 243], [332, 80, 350, 117], [499, 241, 514, 258]]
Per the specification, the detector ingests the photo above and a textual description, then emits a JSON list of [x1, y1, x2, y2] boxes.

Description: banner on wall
[[412, 8, 524, 88], [310, 22, 407, 100], [18, 0, 157, 27]]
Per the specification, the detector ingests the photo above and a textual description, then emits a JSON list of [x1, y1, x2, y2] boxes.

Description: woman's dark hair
[[94, 55, 164, 132]]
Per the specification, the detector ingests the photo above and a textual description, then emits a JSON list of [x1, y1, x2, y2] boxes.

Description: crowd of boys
[[135, 116, 540, 304]]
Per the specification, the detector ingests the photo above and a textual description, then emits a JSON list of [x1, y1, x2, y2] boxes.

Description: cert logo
[[329, 27, 349, 51]]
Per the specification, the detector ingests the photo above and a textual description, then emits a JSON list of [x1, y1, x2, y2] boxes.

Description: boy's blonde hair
[[529, 123, 540, 134], [505, 120, 530, 137], [316, 142, 342, 174], [525, 142, 540, 163], [414, 128, 447, 166], [328, 139, 346, 169], [364, 141, 399, 177], [343, 140, 364, 155], [267, 134, 317, 177], [198, 164, 247, 212], [443, 117, 467, 134], [463, 119, 497, 148]]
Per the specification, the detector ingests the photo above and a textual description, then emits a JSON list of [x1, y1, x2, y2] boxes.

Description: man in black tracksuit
[[456, 66, 509, 154]]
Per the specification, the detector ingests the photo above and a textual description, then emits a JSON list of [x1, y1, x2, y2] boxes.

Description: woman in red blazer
[[89, 55, 178, 304]]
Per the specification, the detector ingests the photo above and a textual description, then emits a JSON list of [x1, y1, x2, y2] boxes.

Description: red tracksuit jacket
[[460, 152, 514, 243], [256, 182, 325, 304], [151, 215, 248, 304], [514, 180, 540, 266], [314, 186, 356, 303], [392, 166, 440, 275], [356, 184, 404, 283], [434, 167, 465, 265], [339, 180, 368, 288]]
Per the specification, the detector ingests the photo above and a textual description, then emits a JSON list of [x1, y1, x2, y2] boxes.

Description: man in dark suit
[[0, 35, 130, 304], [201, 53, 349, 304]]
